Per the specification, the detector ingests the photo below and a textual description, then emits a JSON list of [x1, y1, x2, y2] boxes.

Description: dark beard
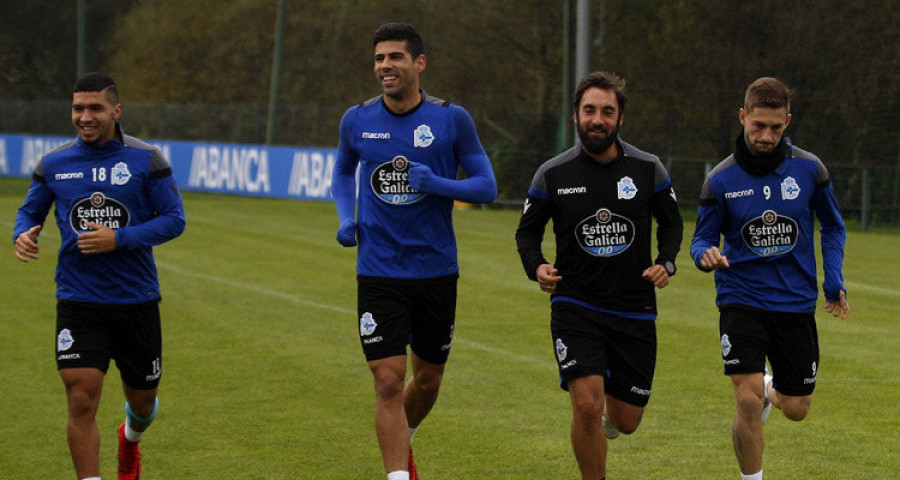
[[577, 125, 618, 156]]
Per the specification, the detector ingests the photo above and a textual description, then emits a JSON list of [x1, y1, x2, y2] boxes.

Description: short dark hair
[[73, 72, 119, 105], [744, 77, 792, 114], [373, 22, 425, 58], [573, 71, 627, 113]]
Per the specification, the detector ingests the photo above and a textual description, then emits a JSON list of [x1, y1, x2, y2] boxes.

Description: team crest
[[58, 328, 74, 352], [617, 176, 637, 199], [721, 334, 732, 357], [781, 176, 800, 200], [413, 124, 434, 148], [359, 312, 377, 336], [111, 162, 132, 186], [555, 338, 568, 362]]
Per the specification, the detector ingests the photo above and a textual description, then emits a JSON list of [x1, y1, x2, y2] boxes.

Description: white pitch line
[[156, 260, 547, 365]]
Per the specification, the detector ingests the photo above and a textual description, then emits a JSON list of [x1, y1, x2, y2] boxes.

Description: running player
[[13, 72, 185, 480], [515, 71, 683, 480], [690, 76, 849, 480], [332, 22, 497, 480]]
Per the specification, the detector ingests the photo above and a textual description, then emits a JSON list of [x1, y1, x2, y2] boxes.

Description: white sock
[[387, 471, 409, 480], [409, 426, 418, 442], [125, 423, 145, 443], [81, 477, 102, 480], [741, 470, 763, 480]]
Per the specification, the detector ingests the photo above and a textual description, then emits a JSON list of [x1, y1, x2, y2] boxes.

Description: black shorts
[[357, 274, 458, 364], [719, 305, 819, 396], [550, 301, 657, 407], [56, 300, 163, 390]]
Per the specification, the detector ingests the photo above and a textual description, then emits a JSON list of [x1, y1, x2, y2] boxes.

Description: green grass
[[1, 177, 897, 479]]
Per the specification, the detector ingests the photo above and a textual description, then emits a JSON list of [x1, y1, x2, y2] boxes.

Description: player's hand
[[824, 290, 850, 319], [14, 225, 42, 263], [407, 162, 435, 193], [77, 222, 117, 254], [536, 263, 562, 294], [700, 246, 730, 270], [336, 220, 358, 247], [642, 264, 670, 288]]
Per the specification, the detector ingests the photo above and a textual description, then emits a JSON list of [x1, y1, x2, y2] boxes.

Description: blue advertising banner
[[0, 134, 336, 201]]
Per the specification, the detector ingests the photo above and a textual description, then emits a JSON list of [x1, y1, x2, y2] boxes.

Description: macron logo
[[55, 172, 84, 180], [362, 132, 391, 139], [557, 186, 587, 195]]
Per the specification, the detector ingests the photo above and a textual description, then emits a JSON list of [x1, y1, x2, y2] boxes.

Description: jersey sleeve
[[13, 169, 54, 243], [690, 175, 723, 271], [333, 107, 360, 225], [410, 106, 497, 204], [650, 171, 684, 271], [515, 168, 553, 282], [812, 161, 847, 301], [115, 151, 186, 249]]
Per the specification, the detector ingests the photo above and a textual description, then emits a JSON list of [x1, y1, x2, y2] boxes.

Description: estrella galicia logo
[[370, 156, 426, 205], [413, 124, 434, 148], [721, 334, 732, 357], [69, 192, 130, 234], [781, 176, 801, 200], [359, 312, 377, 336], [617, 176, 638, 199], [741, 209, 798, 257], [575, 208, 635, 257], [555, 338, 568, 362], [111, 162, 132, 186], [58, 328, 74, 352]]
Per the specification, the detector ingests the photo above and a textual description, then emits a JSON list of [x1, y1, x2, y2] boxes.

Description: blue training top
[[14, 125, 186, 304], [690, 139, 846, 313], [333, 92, 496, 279]]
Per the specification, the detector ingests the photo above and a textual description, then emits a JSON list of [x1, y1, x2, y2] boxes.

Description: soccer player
[[515, 71, 683, 480], [332, 22, 497, 480], [13, 72, 185, 480], [690, 77, 850, 480]]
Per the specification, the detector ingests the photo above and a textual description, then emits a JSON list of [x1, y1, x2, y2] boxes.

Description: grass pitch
[[1, 177, 897, 479]]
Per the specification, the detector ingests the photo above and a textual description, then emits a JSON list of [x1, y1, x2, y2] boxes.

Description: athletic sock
[[741, 470, 763, 480], [124, 423, 145, 443], [81, 477, 101, 480], [387, 471, 409, 480]]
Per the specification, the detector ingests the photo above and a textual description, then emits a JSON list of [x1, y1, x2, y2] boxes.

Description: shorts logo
[[360, 312, 377, 336], [111, 162, 132, 186], [146, 357, 162, 382], [617, 176, 637, 199], [803, 361, 818, 384], [57, 328, 74, 352], [555, 338, 568, 362], [370, 156, 426, 205], [414, 124, 434, 148], [721, 334, 732, 357], [741, 210, 798, 257], [781, 176, 801, 200], [575, 208, 635, 257]]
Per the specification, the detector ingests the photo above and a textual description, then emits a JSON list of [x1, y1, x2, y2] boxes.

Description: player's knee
[[372, 372, 405, 399], [780, 397, 811, 421], [571, 397, 603, 424], [735, 392, 765, 418]]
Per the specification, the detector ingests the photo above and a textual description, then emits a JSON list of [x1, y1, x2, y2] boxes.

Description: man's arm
[[407, 106, 497, 204], [333, 109, 360, 247]]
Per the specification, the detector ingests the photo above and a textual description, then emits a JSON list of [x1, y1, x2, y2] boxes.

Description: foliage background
[[1, 0, 898, 221]]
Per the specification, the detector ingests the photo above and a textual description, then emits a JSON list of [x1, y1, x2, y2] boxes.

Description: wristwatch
[[662, 260, 676, 276]]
